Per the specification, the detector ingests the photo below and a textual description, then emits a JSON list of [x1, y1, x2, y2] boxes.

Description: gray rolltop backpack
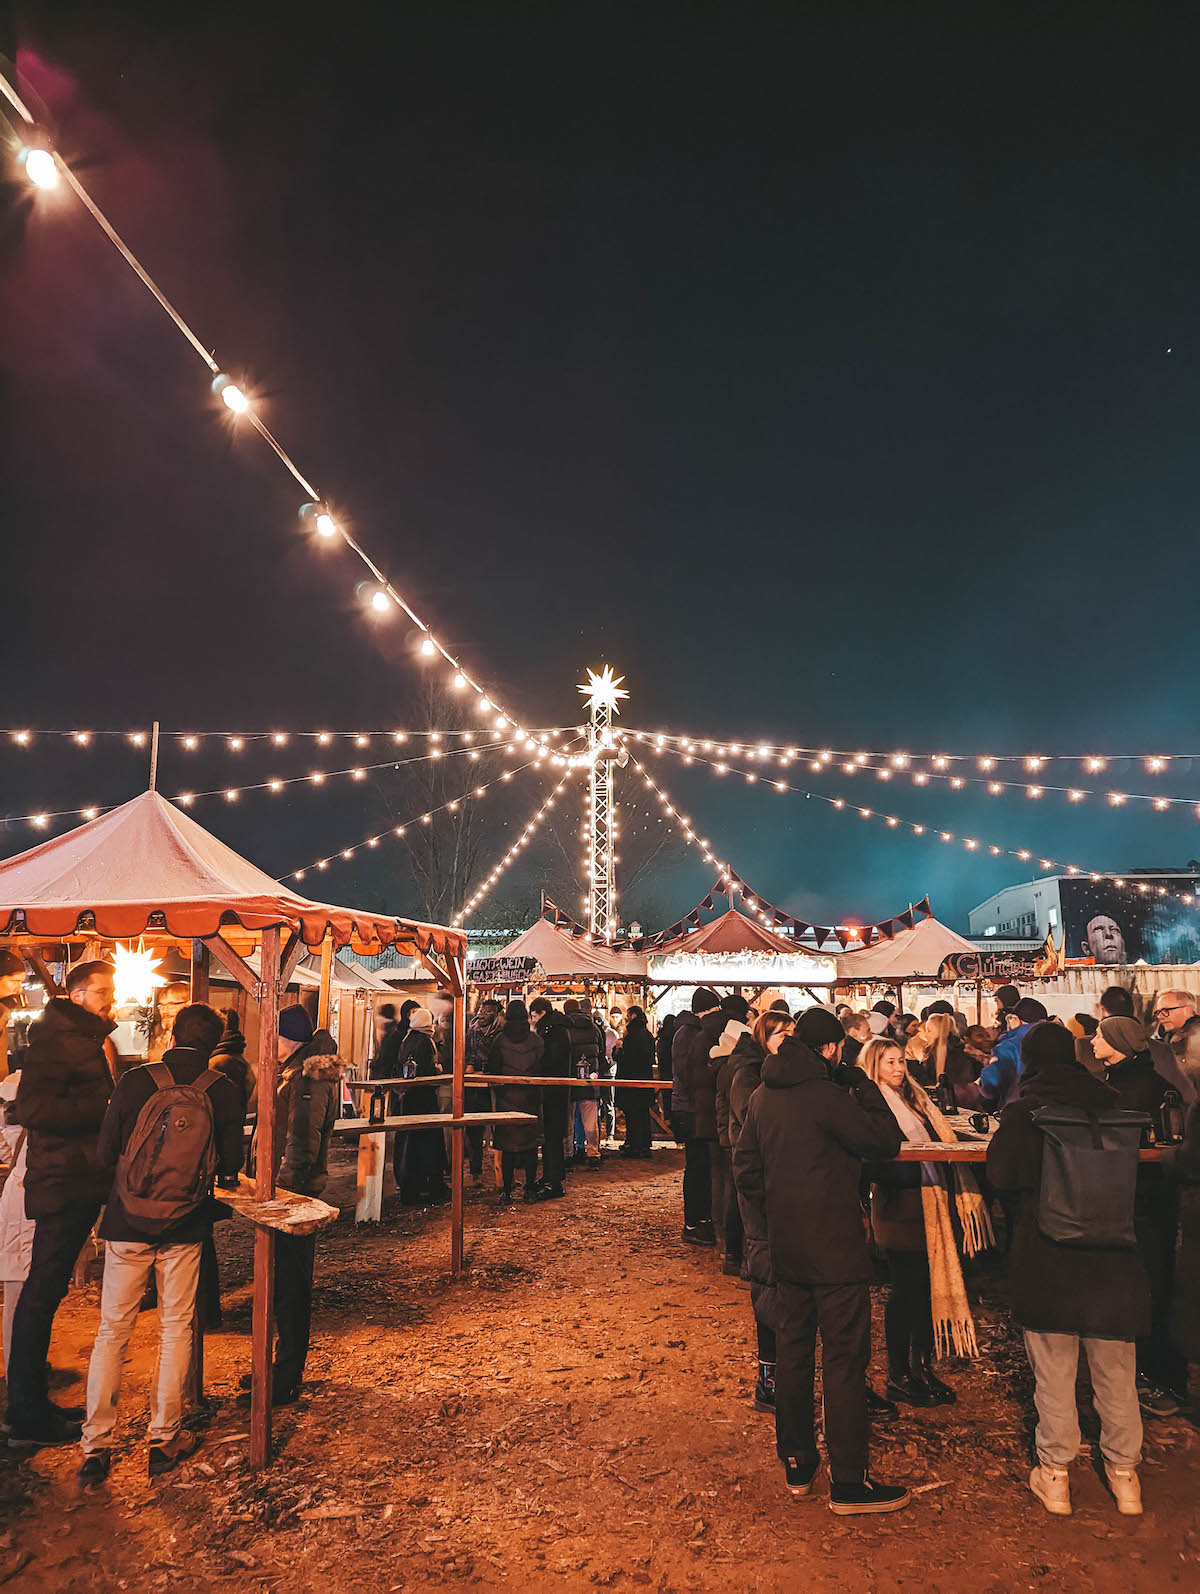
[[1032, 1106, 1150, 1249], [112, 1064, 223, 1235]]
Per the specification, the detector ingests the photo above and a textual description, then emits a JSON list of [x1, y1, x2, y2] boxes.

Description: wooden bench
[[331, 1110, 538, 1222]]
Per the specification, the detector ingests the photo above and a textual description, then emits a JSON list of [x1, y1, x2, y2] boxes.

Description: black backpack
[[112, 1064, 223, 1236], [1032, 1105, 1149, 1249]]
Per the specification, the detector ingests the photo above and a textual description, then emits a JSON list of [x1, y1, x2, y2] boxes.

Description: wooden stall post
[[317, 930, 333, 1030], [251, 926, 282, 1470], [190, 939, 210, 1003], [450, 949, 466, 1276]]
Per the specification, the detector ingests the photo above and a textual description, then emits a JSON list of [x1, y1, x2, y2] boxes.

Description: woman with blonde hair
[[921, 1012, 984, 1106], [859, 1036, 993, 1406]]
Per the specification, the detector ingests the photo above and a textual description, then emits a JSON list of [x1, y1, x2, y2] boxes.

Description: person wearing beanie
[[614, 1007, 656, 1160], [712, 1011, 754, 1274], [1092, 1016, 1185, 1415], [769, 998, 792, 1015], [672, 987, 723, 1244], [988, 1021, 1149, 1517], [394, 1005, 447, 1207], [979, 997, 1048, 1109], [733, 1003, 911, 1515]]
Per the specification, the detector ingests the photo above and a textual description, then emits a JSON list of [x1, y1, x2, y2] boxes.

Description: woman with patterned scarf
[[860, 1036, 994, 1407]]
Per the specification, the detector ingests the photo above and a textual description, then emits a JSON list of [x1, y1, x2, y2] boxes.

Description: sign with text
[[466, 955, 543, 987]]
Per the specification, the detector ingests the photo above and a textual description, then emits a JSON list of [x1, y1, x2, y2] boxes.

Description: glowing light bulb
[[73, 732, 90, 746], [370, 589, 391, 613], [31, 814, 48, 828], [129, 732, 146, 747], [81, 807, 98, 820], [214, 376, 248, 413], [420, 637, 436, 656], [316, 513, 336, 537], [23, 147, 58, 190], [453, 672, 467, 689], [269, 779, 283, 792], [224, 789, 238, 802], [183, 735, 198, 750], [12, 731, 29, 745]]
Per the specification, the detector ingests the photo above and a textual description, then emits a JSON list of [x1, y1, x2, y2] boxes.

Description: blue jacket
[[979, 1023, 1031, 1107]]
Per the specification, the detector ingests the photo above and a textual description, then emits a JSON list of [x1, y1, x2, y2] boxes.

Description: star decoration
[[578, 666, 629, 717]]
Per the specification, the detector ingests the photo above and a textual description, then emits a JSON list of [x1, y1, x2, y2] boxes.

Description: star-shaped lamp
[[577, 666, 629, 717]]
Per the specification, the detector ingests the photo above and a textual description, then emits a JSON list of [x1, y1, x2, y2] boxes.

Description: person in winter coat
[[7, 960, 116, 1449], [194, 1007, 251, 1332], [860, 1038, 992, 1410], [729, 1010, 793, 1413], [734, 1006, 910, 1516], [564, 1000, 603, 1164], [370, 998, 418, 1082], [530, 999, 571, 1198], [78, 1004, 243, 1483], [615, 1007, 656, 1158], [710, 999, 753, 1271], [245, 1007, 345, 1406], [1154, 989, 1200, 1104], [672, 987, 723, 1245], [0, 1069, 34, 1373], [394, 1008, 448, 1206], [655, 1014, 676, 1082], [488, 1000, 545, 1202], [1169, 1093, 1200, 1379], [987, 1021, 1149, 1518], [979, 997, 1049, 1108], [463, 999, 503, 1179], [1091, 1016, 1185, 1415]]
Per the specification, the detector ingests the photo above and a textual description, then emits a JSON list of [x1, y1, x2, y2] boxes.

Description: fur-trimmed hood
[[302, 1053, 347, 1082]]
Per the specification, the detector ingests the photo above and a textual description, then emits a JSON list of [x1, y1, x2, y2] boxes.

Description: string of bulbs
[[0, 69, 541, 753], [453, 773, 580, 926], [1, 726, 575, 749]]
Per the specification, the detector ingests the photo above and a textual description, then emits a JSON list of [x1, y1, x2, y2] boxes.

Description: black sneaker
[[886, 1373, 937, 1407], [148, 1429, 199, 1478], [867, 1387, 899, 1422], [681, 1225, 715, 1246], [77, 1449, 112, 1487], [7, 1408, 82, 1450], [829, 1476, 911, 1516], [913, 1366, 956, 1406], [783, 1455, 820, 1498], [1137, 1376, 1183, 1417], [696, 1220, 716, 1243], [542, 1183, 567, 1199], [235, 1382, 300, 1409]]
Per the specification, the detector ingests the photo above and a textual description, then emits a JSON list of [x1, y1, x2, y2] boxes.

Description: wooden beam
[[250, 925, 281, 1471], [25, 950, 62, 999], [316, 932, 334, 1029], [280, 931, 307, 991], [415, 946, 453, 990], [189, 940, 210, 1004], [202, 934, 261, 997]]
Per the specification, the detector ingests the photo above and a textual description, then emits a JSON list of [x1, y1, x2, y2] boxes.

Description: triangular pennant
[[811, 926, 832, 949], [861, 926, 876, 948], [701, 893, 715, 911], [879, 919, 896, 941], [916, 895, 932, 918], [834, 928, 851, 950], [898, 909, 915, 931], [686, 908, 702, 925]]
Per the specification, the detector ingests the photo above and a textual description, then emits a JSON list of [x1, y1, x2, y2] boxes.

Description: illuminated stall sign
[[466, 955, 543, 988]]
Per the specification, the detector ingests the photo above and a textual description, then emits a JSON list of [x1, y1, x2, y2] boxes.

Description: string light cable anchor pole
[[578, 668, 628, 942]]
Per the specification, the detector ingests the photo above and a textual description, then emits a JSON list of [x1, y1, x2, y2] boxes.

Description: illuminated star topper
[[112, 942, 168, 1009], [578, 666, 629, 717]]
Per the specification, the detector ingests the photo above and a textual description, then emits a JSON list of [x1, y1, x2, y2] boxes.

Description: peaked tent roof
[[0, 791, 463, 960], [493, 916, 648, 980], [656, 909, 799, 958], [834, 915, 973, 980]]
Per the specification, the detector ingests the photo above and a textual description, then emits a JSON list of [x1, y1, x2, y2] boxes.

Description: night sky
[[3, 2, 1200, 934]]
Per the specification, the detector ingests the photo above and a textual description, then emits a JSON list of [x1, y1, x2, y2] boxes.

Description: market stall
[[0, 789, 465, 1469], [834, 914, 977, 1013]]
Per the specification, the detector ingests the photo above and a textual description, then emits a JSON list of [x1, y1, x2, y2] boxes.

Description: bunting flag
[[834, 928, 852, 950], [861, 925, 876, 948], [812, 926, 832, 949], [916, 895, 932, 919], [879, 920, 896, 941], [898, 907, 915, 930], [701, 893, 715, 911]]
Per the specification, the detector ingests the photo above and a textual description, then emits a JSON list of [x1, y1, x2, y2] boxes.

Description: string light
[[453, 773, 579, 925]]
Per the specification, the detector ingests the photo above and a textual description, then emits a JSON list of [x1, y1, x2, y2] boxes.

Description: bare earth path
[[3, 1145, 1200, 1592]]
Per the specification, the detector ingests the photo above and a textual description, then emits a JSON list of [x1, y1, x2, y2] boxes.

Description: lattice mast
[[578, 667, 628, 941]]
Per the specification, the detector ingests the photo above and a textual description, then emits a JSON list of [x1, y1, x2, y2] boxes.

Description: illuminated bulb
[[988, 781, 1003, 794], [228, 736, 243, 751], [73, 732, 90, 746], [82, 807, 98, 820], [1087, 757, 1105, 772], [775, 781, 786, 792], [914, 825, 925, 835], [887, 816, 898, 827], [129, 732, 146, 747], [341, 849, 353, 860], [1041, 860, 1054, 870], [318, 732, 331, 745], [31, 814, 48, 828], [393, 731, 407, 743], [950, 777, 964, 789], [990, 845, 1001, 855], [914, 773, 928, 785], [1114, 877, 1125, 887], [1109, 792, 1127, 806], [478, 697, 492, 712], [420, 637, 436, 656], [316, 512, 337, 538], [1147, 757, 1166, 772], [1155, 797, 1170, 811], [178, 793, 194, 806], [219, 381, 249, 414], [395, 826, 406, 837], [470, 750, 480, 760], [940, 831, 952, 842], [860, 808, 872, 818], [453, 672, 467, 689], [317, 860, 328, 871], [1027, 786, 1043, 799], [715, 763, 727, 775], [22, 146, 59, 190], [294, 871, 304, 881], [843, 763, 857, 775], [1026, 756, 1044, 771], [965, 838, 978, 850], [351, 768, 365, 780], [370, 589, 391, 613], [224, 789, 238, 802], [309, 772, 325, 784], [268, 779, 283, 793], [273, 732, 288, 745], [12, 731, 29, 745], [933, 756, 948, 770], [1018, 850, 1032, 861], [834, 799, 845, 809], [978, 757, 994, 771], [1068, 789, 1084, 802], [877, 768, 891, 781], [355, 734, 369, 746]]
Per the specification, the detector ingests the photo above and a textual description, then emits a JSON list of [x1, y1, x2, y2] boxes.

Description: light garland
[[288, 755, 556, 882], [0, 68, 541, 750], [627, 730, 1198, 774], [454, 773, 580, 927]]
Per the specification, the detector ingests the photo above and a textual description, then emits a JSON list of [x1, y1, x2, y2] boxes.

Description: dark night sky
[[3, 1, 1200, 932]]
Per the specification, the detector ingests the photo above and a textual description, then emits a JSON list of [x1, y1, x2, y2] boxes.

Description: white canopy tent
[[834, 916, 974, 981]]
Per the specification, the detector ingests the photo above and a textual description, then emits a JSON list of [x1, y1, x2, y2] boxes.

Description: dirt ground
[[3, 1142, 1200, 1594]]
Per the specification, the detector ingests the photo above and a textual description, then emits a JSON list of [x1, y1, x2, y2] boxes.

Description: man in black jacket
[[7, 960, 116, 1449], [530, 998, 570, 1197], [671, 987, 721, 1244], [734, 1006, 910, 1515], [615, 1007, 656, 1158], [77, 1003, 243, 1483]]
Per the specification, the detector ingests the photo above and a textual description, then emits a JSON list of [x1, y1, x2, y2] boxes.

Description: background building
[[968, 872, 1200, 965]]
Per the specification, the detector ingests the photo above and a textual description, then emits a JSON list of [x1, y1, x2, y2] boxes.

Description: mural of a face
[[1086, 915, 1126, 965]]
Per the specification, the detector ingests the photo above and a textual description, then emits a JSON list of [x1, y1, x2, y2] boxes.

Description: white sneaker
[[1029, 1465, 1072, 1515], [1106, 1466, 1143, 1515]]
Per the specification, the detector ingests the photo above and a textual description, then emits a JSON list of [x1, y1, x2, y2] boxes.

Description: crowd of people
[[3, 958, 1200, 1523], [666, 980, 1200, 1515]]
